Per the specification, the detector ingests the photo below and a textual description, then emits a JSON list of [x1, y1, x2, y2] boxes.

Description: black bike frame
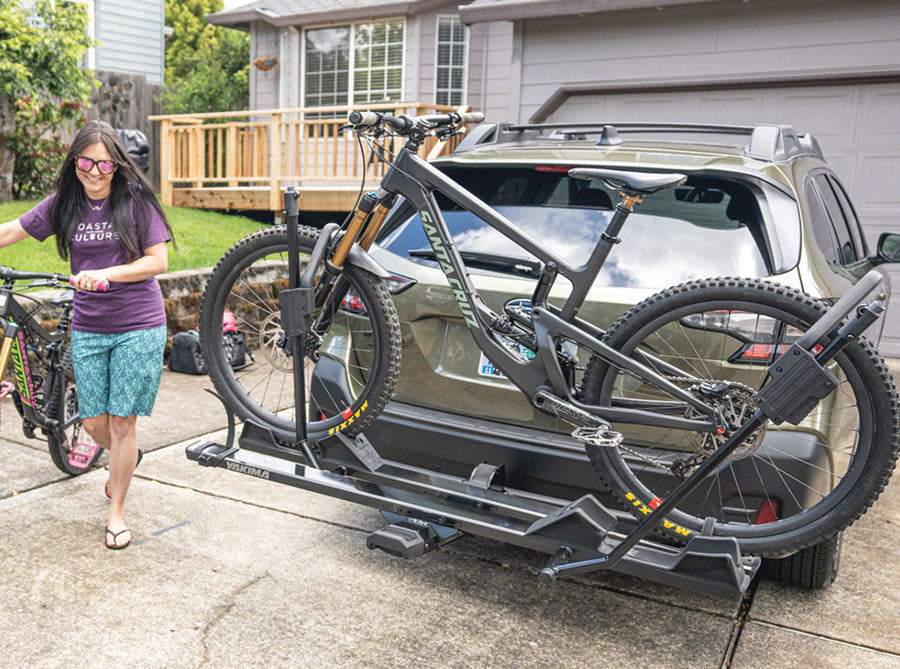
[[376, 143, 717, 433], [0, 294, 70, 433]]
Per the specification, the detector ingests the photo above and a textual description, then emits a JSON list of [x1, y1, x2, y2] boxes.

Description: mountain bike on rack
[[0, 266, 104, 475], [196, 110, 899, 586]]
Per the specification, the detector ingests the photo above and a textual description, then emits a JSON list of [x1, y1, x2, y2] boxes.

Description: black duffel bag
[[169, 322, 253, 375], [169, 330, 206, 375]]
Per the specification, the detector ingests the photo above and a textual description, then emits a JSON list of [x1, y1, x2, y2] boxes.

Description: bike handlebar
[[0, 266, 108, 291], [346, 110, 484, 133], [348, 110, 382, 126]]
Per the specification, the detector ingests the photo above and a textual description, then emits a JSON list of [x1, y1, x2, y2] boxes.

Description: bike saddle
[[50, 292, 74, 306], [569, 168, 687, 195]]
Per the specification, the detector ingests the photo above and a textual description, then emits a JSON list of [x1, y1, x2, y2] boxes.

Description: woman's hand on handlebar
[[70, 269, 109, 292]]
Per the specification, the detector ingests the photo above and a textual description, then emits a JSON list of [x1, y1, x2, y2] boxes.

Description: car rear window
[[378, 166, 773, 288]]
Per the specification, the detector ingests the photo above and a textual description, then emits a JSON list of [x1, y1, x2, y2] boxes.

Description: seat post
[[557, 193, 640, 321]]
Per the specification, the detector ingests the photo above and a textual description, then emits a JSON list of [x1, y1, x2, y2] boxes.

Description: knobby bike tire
[[199, 226, 402, 443], [46, 344, 95, 476], [580, 277, 899, 557]]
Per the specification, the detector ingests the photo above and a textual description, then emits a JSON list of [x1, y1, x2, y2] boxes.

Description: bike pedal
[[571, 426, 623, 448], [366, 519, 439, 559], [68, 440, 100, 469]]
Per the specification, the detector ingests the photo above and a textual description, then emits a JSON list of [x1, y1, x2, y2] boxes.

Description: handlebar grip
[[348, 110, 380, 126], [69, 278, 109, 292], [457, 112, 485, 124]]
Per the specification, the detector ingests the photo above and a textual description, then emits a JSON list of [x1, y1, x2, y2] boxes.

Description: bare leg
[[83, 414, 116, 497], [106, 414, 139, 547], [82, 413, 112, 450]]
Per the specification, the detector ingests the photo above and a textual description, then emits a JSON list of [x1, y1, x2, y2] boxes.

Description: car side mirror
[[872, 232, 900, 265]]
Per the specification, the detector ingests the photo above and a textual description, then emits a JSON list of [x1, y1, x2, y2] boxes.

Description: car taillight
[[680, 311, 822, 365], [534, 165, 574, 172], [732, 341, 823, 363], [339, 274, 416, 314], [734, 342, 791, 361], [383, 273, 416, 295], [340, 291, 366, 314]]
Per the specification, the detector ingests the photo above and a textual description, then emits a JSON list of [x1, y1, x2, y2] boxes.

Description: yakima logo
[[226, 462, 270, 479]]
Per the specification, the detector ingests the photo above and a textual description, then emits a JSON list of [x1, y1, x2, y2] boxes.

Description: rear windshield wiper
[[408, 248, 542, 277]]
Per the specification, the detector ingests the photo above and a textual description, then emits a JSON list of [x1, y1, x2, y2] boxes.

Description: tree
[[163, 0, 249, 113], [0, 0, 94, 202]]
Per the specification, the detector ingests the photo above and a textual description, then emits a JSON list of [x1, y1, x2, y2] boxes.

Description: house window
[[304, 27, 350, 108], [353, 21, 404, 104], [303, 21, 404, 110], [434, 16, 467, 106]]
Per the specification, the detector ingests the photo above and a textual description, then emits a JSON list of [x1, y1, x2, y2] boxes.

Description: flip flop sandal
[[105, 448, 143, 499], [68, 440, 101, 470], [105, 527, 131, 550]]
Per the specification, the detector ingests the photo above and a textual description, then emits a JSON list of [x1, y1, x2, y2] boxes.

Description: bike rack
[[187, 415, 759, 601], [185, 187, 886, 602]]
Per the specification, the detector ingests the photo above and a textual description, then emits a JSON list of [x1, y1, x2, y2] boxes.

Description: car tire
[[763, 531, 842, 590]]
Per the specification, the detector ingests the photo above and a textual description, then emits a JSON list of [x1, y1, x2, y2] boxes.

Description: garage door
[[548, 82, 900, 357]]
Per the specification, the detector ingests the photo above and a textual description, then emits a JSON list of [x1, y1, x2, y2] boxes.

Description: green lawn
[[0, 198, 265, 274]]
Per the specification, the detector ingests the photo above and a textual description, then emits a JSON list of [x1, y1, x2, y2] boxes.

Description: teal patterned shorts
[[70, 325, 167, 418]]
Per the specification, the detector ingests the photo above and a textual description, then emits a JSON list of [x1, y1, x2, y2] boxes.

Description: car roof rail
[[453, 122, 543, 153], [453, 121, 824, 162], [744, 124, 825, 162]]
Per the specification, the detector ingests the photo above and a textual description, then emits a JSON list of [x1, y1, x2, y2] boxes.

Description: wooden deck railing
[[148, 102, 472, 211]]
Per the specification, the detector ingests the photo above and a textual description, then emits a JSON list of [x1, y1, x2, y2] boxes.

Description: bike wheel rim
[[599, 298, 873, 539], [209, 244, 384, 436]]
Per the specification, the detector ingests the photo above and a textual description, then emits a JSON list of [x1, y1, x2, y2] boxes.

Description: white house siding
[[406, 5, 507, 117], [94, 0, 164, 85], [498, 0, 900, 355], [410, 6, 450, 105], [514, 0, 900, 122], [251, 21, 282, 110], [468, 20, 513, 121]]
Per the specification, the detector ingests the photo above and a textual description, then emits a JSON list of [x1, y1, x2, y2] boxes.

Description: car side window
[[805, 180, 838, 264], [826, 175, 868, 258], [813, 174, 859, 265]]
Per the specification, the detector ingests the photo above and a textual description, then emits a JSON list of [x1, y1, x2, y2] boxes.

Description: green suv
[[327, 122, 899, 588]]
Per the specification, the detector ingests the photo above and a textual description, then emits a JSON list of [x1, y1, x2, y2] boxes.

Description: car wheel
[[763, 531, 842, 590]]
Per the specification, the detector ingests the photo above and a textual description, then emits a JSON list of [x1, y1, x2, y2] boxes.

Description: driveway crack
[[197, 571, 271, 668], [719, 574, 760, 667]]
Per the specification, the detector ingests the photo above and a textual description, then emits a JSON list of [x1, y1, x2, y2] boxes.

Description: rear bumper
[[365, 401, 831, 521]]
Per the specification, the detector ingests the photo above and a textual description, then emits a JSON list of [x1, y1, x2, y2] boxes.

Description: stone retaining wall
[[31, 267, 215, 354]]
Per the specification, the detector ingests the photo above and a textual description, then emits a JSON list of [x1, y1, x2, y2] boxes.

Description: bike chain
[[599, 368, 761, 477]]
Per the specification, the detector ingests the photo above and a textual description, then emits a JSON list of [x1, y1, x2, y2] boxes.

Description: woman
[[0, 121, 173, 549]]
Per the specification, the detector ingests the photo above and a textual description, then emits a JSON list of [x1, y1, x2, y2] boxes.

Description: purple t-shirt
[[20, 192, 171, 334]]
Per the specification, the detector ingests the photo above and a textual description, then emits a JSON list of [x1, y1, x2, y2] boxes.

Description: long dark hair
[[49, 120, 173, 261]]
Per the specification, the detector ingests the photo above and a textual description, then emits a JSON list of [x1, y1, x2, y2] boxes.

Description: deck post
[[269, 112, 282, 211], [159, 119, 172, 206], [149, 102, 462, 211], [227, 124, 238, 187]]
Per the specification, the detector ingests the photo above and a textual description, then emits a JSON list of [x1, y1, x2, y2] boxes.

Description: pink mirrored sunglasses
[[75, 156, 117, 174]]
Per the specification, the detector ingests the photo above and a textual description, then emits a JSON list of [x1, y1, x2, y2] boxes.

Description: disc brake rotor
[[258, 313, 292, 373], [685, 382, 766, 462]]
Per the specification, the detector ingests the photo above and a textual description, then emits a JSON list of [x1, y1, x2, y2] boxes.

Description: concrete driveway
[[1, 369, 899, 668]]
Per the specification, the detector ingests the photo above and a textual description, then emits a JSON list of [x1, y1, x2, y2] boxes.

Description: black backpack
[[169, 329, 252, 375]]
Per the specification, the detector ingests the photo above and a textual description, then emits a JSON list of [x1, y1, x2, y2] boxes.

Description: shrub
[[11, 98, 86, 200]]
